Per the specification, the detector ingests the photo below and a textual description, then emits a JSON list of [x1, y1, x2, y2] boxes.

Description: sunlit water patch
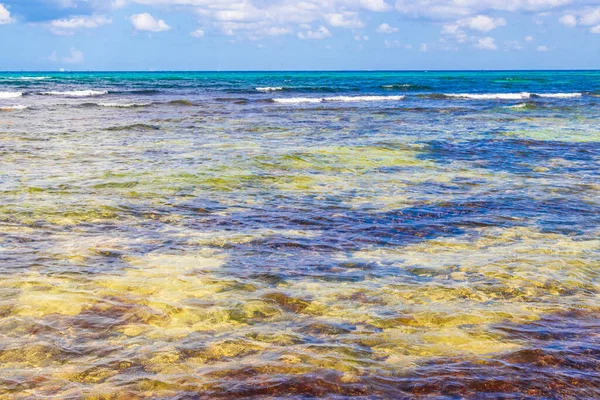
[[1, 71, 600, 398]]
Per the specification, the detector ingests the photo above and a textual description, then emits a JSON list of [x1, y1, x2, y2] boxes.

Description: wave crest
[[256, 87, 284, 92], [427, 92, 583, 100], [273, 95, 405, 104], [0, 91, 23, 99], [0, 105, 28, 111], [41, 90, 108, 97], [98, 102, 151, 108]]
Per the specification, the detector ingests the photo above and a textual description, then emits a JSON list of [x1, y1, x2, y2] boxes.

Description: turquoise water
[[1, 71, 599, 398]]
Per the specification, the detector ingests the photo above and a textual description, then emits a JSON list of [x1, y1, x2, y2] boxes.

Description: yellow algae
[[0, 204, 123, 226], [95, 250, 284, 338], [2, 89, 600, 400], [17, 291, 89, 317], [503, 127, 600, 142], [185, 339, 266, 365], [179, 228, 318, 247], [0, 342, 66, 367], [256, 145, 432, 174]]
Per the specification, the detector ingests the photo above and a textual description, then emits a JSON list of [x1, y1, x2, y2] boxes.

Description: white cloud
[[191, 28, 205, 37], [131, 13, 170, 32], [360, 0, 390, 12], [55, 0, 596, 44], [325, 12, 364, 28], [395, 0, 571, 19], [592, 25, 600, 33], [475, 36, 497, 50], [0, 3, 14, 24], [457, 15, 506, 32], [49, 48, 85, 64], [64, 48, 84, 63], [505, 40, 523, 50], [50, 14, 111, 29], [419, 43, 428, 51], [441, 24, 469, 42], [556, 7, 600, 30], [49, 14, 111, 35], [264, 27, 291, 35], [525, 35, 533, 41], [537, 45, 548, 51], [297, 26, 331, 39], [111, 0, 127, 8], [125, 0, 390, 39], [384, 39, 411, 48], [579, 7, 600, 26], [442, 15, 505, 48], [377, 23, 399, 33], [559, 14, 577, 27]]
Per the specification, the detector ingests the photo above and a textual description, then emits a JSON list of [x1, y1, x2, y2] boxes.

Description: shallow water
[[1, 71, 600, 399]]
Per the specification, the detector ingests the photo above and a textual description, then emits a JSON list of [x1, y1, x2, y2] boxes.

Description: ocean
[[1, 71, 599, 398]]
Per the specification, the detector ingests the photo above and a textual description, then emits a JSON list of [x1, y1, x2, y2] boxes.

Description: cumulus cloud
[[457, 15, 506, 32], [556, 7, 600, 31], [190, 28, 205, 37], [360, 0, 390, 12], [0, 3, 14, 24], [377, 23, 399, 33], [49, 14, 111, 35], [126, 0, 389, 38], [443, 15, 506, 44], [131, 13, 170, 32], [384, 39, 411, 48], [579, 7, 600, 26], [505, 40, 523, 50], [325, 12, 364, 28], [475, 36, 497, 50], [395, 0, 571, 19], [537, 45, 548, 51], [559, 14, 577, 27], [9, 0, 598, 49], [48, 47, 85, 64], [297, 26, 331, 39]]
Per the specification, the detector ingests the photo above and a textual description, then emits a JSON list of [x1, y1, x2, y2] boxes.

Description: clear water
[[1, 71, 599, 398]]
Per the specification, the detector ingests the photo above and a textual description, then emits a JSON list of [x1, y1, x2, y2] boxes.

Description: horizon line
[[2, 69, 600, 73]]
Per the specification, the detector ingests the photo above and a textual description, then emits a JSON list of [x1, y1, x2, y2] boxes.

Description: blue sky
[[0, 0, 599, 70]]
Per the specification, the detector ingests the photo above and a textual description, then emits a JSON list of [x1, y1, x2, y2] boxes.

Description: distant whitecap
[[0, 105, 28, 111], [41, 90, 108, 97], [273, 95, 405, 104], [0, 91, 23, 99]]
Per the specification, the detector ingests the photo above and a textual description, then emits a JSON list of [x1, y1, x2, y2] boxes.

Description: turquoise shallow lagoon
[[0, 71, 599, 398]]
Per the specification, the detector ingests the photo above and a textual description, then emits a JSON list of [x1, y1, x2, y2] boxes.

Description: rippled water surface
[[1, 71, 600, 399]]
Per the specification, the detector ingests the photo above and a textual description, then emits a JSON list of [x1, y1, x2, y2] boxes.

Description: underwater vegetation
[[1, 71, 600, 398]]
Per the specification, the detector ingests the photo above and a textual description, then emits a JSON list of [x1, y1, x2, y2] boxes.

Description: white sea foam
[[8, 77, 50, 81], [274, 97, 323, 104], [444, 92, 582, 100], [98, 102, 151, 108], [326, 95, 405, 102], [506, 103, 529, 109], [0, 91, 23, 99], [256, 87, 284, 92], [274, 95, 405, 104], [445, 93, 531, 100], [41, 90, 108, 97], [534, 93, 582, 98], [0, 105, 28, 111]]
